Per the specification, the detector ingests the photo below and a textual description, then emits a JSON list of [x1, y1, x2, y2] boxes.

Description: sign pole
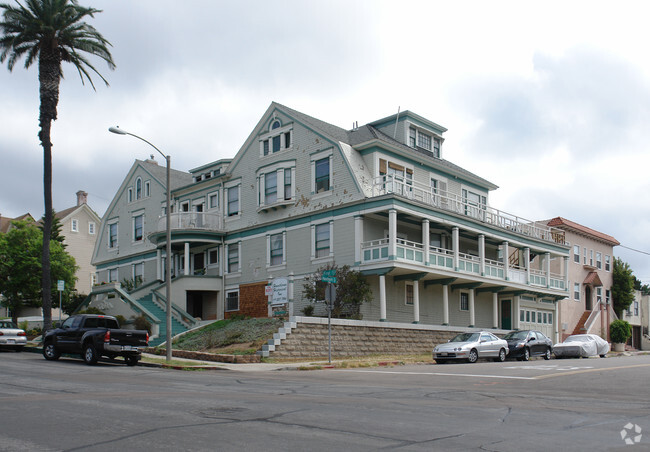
[[57, 280, 64, 325], [328, 283, 332, 364]]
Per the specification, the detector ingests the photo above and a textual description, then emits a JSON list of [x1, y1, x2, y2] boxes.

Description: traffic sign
[[57, 280, 65, 291]]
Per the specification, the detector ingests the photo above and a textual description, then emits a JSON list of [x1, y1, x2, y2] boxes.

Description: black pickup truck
[[42, 314, 149, 366]]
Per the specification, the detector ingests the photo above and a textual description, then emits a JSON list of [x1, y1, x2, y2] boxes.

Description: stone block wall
[[269, 319, 475, 359]]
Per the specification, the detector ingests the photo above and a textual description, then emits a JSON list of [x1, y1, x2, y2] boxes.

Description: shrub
[[302, 304, 315, 316], [610, 319, 632, 344], [133, 314, 152, 333]]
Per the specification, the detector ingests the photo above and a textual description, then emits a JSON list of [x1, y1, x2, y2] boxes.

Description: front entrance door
[[501, 299, 512, 330], [585, 286, 593, 310]]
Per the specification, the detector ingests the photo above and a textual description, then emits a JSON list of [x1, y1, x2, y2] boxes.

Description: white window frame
[[207, 247, 219, 268], [144, 180, 151, 198], [108, 268, 118, 282], [605, 255, 611, 271], [127, 188, 133, 203], [208, 191, 220, 210], [89, 222, 95, 235], [135, 177, 143, 200], [71, 219, 79, 232], [267, 231, 286, 268], [108, 221, 118, 250], [312, 221, 333, 262], [574, 282, 580, 301], [133, 262, 144, 281], [225, 289, 240, 312], [573, 245, 580, 263], [259, 119, 293, 157], [596, 252, 602, 269], [225, 181, 241, 218], [311, 149, 333, 197], [226, 242, 241, 274], [132, 212, 144, 243]]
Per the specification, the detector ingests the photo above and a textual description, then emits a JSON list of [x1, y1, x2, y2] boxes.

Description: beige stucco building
[[547, 217, 619, 341]]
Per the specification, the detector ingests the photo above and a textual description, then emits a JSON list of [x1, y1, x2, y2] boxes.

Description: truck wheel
[[83, 344, 98, 365], [43, 343, 61, 361], [125, 355, 139, 367]]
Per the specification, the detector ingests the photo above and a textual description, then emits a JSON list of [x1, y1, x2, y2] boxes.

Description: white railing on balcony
[[157, 212, 223, 232], [395, 238, 425, 263], [484, 258, 505, 279], [429, 246, 453, 269], [458, 252, 480, 274], [362, 238, 389, 262], [371, 175, 566, 245], [529, 268, 547, 287]]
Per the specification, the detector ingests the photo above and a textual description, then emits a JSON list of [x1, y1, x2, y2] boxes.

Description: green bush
[[301, 304, 315, 316], [610, 319, 632, 343], [133, 314, 152, 333]]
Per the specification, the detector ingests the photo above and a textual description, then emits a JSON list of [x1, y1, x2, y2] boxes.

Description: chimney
[[76, 190, 88, 206]]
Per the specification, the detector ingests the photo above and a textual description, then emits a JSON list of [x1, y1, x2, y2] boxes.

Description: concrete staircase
[[572, 311, 591, 335], [257, 319, 297, 358], [137, 294, 188, 346]]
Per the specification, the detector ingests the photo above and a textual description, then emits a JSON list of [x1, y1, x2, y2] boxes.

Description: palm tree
[[0, 0, 114, 331]]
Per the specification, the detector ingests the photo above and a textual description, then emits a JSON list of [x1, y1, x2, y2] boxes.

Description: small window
[[574, 282, 580, 300], [208, 248, 219, 266], [315, 157, 330, 193], [127, 188, 133, 203], [136, 178, 142, 200], [144, 181, 150, 197], [284, 169, 292, 200], [71, 219, 79, 232], [543, 313, 547, 324], [520, 310, 525, 322], [547, 313, 553, 325], [418, 131, 431, 150], [460, 293, 469, 311], [227, 186, 239, 216], [133, 262, 144, 282], [226, 290, 239, 312], [265, 171, 278, 205], [108, 223, 118, 249], [133, 215, 143, 242], [227, 243, 239, 273], [537, 312, 542, 323], [270, 233, 283, 266], [263, 139, 270, 156], [583, 248, 587, 265], [596, 252, 602, 269], [526, 311, 530, 322], [108, 268, 118, 282], [209, 193, 219, 209], [573, 245, 580, 263], [433, 138, 441, 158], [89, 222, 95, 235], [605, 255, 611, 271], [315, 223, 330, 258], [271, 120, 281, 130], [405, 283, 414, 305], [181, 201, 190, 212], [589, 250, 594, 266], [272, 135, 281, 153]]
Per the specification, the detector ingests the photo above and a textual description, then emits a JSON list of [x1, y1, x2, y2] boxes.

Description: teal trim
[[256, 158, 297, 172], [380, 318, 386, 322], [360, 267, 393, 276], [96, 251, 158, 270], [412, 321, 419, 324]]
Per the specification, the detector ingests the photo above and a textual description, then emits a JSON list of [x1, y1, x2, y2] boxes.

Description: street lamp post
[[109, 126, 173, 362]]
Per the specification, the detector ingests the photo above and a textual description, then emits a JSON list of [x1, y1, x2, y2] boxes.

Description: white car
[[434, 331, 508, 363], [553, 334, 609, 358], [0, 320, 27, 352]]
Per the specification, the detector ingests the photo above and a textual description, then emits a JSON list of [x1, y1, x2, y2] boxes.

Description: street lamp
[[109, 126, 173, 363]]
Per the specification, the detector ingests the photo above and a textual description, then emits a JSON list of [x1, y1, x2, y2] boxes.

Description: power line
[[618, 244, 650, 256]]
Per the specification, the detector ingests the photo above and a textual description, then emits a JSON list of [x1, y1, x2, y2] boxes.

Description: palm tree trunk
[[38, 47, 61, 332]]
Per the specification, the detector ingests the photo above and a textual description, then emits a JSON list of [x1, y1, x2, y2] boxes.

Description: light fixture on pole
[[109, 126, 173, 363]]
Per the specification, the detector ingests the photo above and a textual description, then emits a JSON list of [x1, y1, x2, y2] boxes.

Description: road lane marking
[[534, 363, 650, 380], [338, 370, 536, 380]]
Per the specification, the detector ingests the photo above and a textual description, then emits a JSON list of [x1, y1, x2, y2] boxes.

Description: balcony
[[360, 238, 566, 291], [156, 212, 223, 233], [371, 175, 566, 245]]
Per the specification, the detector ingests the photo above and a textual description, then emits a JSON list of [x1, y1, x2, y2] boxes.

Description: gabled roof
[[0, 213, 34, 233], [547, 217, 620, 246]]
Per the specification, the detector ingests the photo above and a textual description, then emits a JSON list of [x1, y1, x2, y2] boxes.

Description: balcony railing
[[360, 238, 566, 291], [371, 175, 566, 245], [157, 212, 223, 232]]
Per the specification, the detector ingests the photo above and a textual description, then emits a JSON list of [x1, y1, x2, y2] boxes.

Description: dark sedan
[[503, 330, 552, 361]]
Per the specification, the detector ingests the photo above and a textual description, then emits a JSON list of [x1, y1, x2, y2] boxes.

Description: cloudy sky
[[1, 0, 649, 283]]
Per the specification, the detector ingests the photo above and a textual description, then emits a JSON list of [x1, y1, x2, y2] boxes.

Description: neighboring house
[[546, 217, 619, 341], [53, 191, 102, 295], [624, 289, 646, 349], [0, 212, 34, 233], [90, 103, 572, 343], [639, 290, 650, 351]]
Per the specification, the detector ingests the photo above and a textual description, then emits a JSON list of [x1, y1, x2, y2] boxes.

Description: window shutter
[[379, 159, 387, 174], [388, 162, 404, 172]]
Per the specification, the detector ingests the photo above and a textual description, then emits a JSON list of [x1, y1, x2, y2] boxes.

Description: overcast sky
[[1, 0, 648, 283]]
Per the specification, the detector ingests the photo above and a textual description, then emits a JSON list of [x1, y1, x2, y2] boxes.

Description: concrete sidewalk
[[139, 353, 337, 371]]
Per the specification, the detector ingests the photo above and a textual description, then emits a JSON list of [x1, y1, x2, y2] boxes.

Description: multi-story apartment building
[[91, 103, 571, 343], [545, 217, 619, 341]]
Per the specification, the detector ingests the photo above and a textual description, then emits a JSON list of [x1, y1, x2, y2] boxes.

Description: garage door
[[519, 309, 554, 337]]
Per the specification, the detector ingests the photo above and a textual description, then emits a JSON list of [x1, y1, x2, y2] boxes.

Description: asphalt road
[[1, 351, 649, 451]]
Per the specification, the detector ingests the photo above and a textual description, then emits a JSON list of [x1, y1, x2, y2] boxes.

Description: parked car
[[42, 314, 149, 366], [433, 331, 508, 363], [553, 334, 609, 358], [503, 330, 553, 361], [0, 320, 27, 352]]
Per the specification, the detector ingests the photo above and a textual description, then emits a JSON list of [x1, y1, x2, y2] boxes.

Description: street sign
[[322, 269, 337, 284], [325, 283, 336, 303], [57, 280, 65, 291], [265, 285, 273, 296], [271, 278, 288, 305]]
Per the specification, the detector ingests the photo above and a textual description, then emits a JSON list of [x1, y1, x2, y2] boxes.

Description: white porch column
[[442, 284, 450, 325], [413, 281, 420, 324], [469, 289, 476, 327], [156, 249, 162, 281], [389, 209, 397, 260], [422, 219, 430, 265], [563, 257, 569, 293], [478, 234, 485, 276], [493, 292, 499, 329], [502, 241, 509, 280], [554, 300, 560, 343], [379, 274, 387, 321], [184, 242, 190, 276], [452, 227, 459, 271], [355, 215, 363, 264], [545, 252, 551, 288], [288, 272, 294, 317], [524, 247, 531, 284], [513, 295, 520, 329]]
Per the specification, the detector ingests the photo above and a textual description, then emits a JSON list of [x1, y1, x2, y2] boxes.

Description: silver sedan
[[433, 331, 508, 363], [0, 320, 27, 352]]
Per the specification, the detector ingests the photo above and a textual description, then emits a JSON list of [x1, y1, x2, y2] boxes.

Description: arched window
[[136, 178, 142, 199], [271, 120, 281, 130]]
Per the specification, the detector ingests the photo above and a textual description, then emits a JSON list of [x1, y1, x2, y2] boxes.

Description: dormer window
[[260, 119, 293, 156], [409, 126, 441, 157]]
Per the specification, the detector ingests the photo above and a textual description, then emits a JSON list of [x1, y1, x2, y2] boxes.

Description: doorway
[[501, 299, 512, 330], [585, 286, 593, 310]]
